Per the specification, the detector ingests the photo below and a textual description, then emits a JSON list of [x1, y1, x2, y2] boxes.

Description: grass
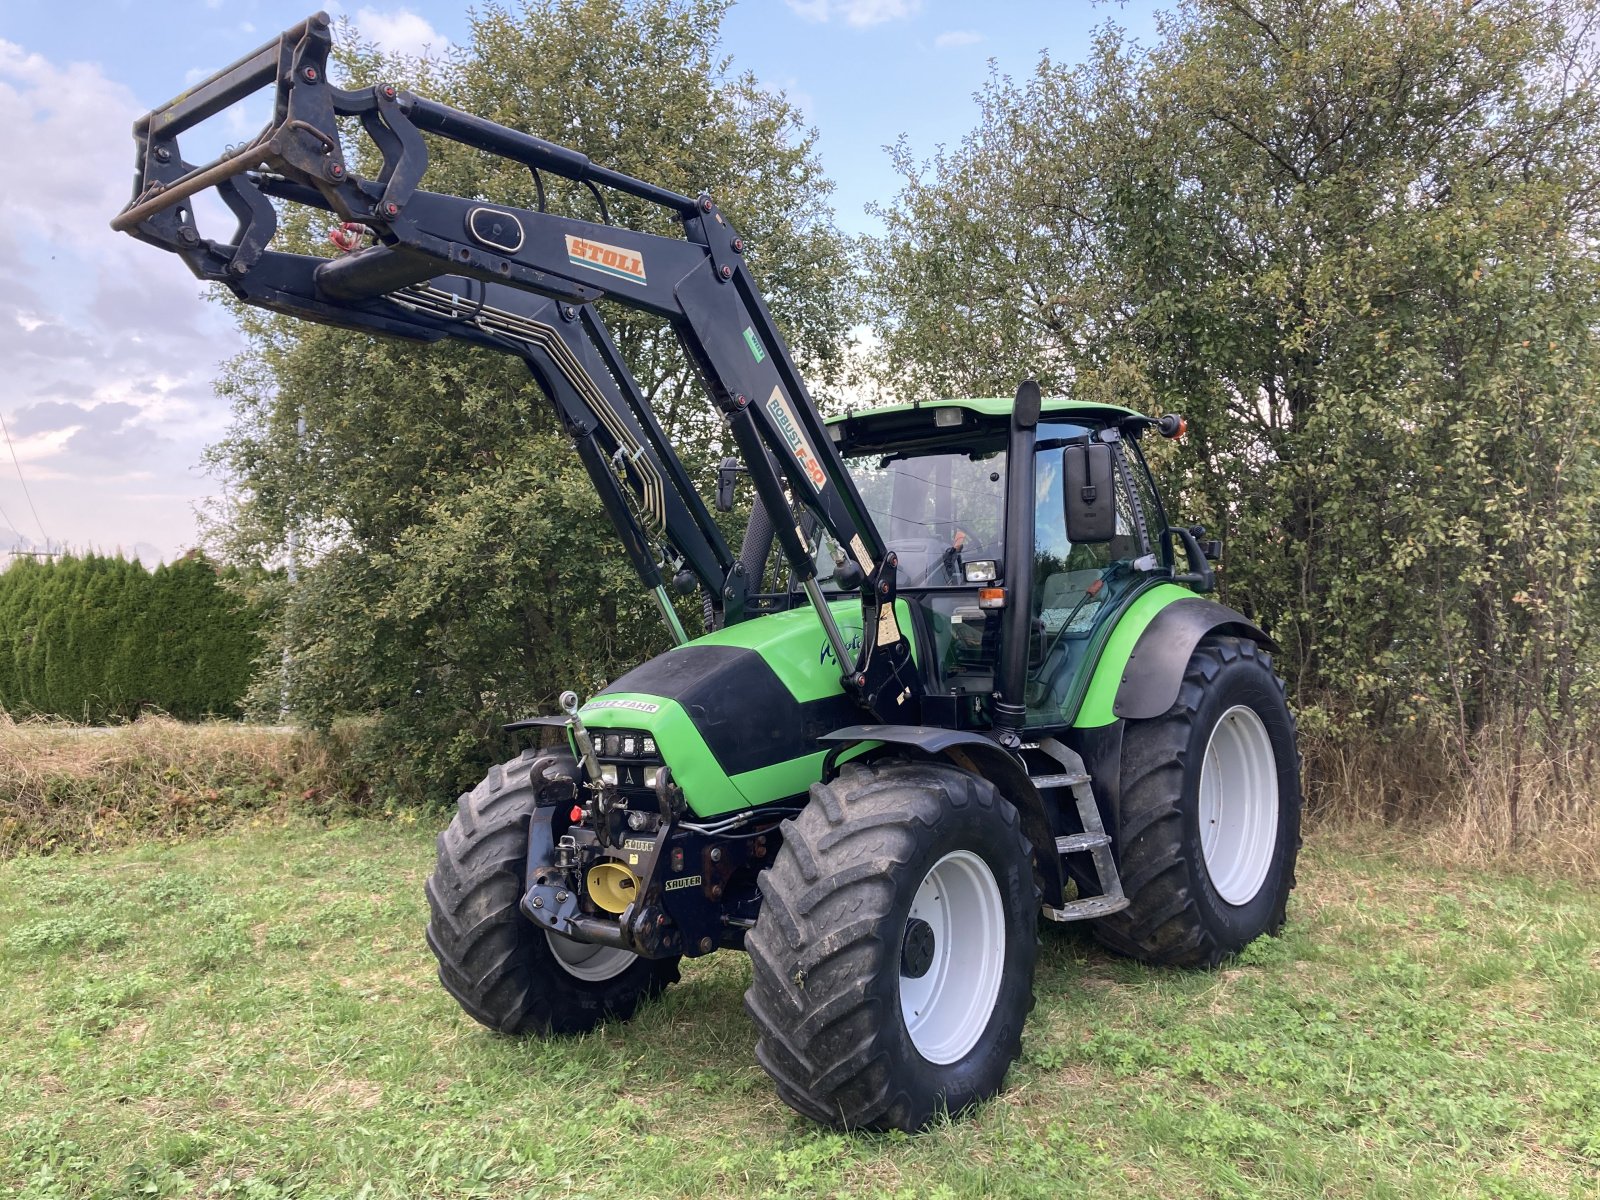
[[0, 820, 1596, 1198]]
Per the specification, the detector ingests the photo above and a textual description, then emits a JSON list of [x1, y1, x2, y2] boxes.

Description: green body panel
[[1070, 582, 1194, 728], [578, 599, 917, 817], [687, 599, 918, 703]]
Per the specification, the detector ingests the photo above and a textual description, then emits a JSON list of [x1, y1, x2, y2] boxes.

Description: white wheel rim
[[898, 850, 1005, 1065], [545, 931, 637, 982], [1198, 704, 1279, 906]]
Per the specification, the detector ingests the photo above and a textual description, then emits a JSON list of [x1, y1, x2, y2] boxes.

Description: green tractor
[[114, 14, 1301, 1132]]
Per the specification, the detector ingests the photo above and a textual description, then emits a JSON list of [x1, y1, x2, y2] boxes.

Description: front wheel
[[424, 749, 678, 1035], [1093, 635, 1302, 967], [745, 759, 1039, 1131]]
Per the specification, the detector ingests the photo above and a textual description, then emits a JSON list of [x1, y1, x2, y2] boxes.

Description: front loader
[[113, 13, 1302, 1132]]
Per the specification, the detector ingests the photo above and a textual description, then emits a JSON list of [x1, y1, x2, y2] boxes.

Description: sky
[[0, 0, 1161, 564]]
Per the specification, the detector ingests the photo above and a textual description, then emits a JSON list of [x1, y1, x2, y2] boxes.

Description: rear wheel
[[745, 759, 1038, 1131], [1093, 636, 1302, 967], [424, 749, 678, 1035]]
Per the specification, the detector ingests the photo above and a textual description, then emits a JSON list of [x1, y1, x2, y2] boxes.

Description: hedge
[[0, 553, 262, 722]]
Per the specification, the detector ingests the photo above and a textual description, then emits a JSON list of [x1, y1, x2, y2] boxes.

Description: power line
[[0, 404, 48, 549]]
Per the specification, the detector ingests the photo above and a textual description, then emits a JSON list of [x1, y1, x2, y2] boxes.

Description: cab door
[[1024, 426, 1153, 724]]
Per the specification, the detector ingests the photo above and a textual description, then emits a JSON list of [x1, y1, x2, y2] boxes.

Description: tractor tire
[[745, 759, 1038, 1131], [1093, 635, 1302, 967], [424, 749, 678, 1036]]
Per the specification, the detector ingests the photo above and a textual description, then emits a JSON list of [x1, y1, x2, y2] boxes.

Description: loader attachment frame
[[112, 11, 920, 722]]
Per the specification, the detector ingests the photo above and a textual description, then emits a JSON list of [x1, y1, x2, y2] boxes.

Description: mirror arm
[[1165, 526, 1217, 593]]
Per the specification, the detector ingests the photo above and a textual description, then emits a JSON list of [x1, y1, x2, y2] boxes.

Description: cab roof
[[825, 396, 1147, 456], [828, 396, 1146, 423]]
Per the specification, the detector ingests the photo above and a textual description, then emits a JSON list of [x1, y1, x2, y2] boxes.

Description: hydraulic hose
[[739, 494, 776, 591]]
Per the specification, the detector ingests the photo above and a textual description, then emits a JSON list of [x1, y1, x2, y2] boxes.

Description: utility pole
[[280, 413, 304, 719]]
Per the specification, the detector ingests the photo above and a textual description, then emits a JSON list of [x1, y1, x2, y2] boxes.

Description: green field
[[1, 818, 1596, 1199]]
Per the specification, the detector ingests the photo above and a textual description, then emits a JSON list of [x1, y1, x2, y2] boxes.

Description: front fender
[[819, 725, 1067, 906]]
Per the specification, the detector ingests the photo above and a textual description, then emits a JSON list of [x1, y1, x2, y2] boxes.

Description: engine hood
[[577, 599, 916, 817]]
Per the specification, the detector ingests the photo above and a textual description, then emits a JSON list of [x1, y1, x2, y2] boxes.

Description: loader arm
[[112, 12, 920, 721]]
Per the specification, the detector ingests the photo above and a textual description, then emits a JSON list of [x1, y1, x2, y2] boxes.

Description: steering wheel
[[924, 524, 992, 585]]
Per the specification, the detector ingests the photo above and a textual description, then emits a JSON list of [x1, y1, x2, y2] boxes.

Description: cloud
[[352, 7, 451, 57], [758, 75, 817, 124], [7, 400, 136, 437], [785, 0, 922, 28], [6, 401, 168, 462], [0, 40, 245, 561], [934, 30, 984, 48]]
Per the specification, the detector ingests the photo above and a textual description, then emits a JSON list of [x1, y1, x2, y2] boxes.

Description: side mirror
[[1063, 443, 1116, 543]]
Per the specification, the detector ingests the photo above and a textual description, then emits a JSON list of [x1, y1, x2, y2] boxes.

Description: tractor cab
[[807, 398, 1168, 731]]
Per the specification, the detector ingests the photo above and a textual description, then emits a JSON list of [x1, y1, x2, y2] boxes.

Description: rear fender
[[1110, 597, 1278, 722], [819, 725, 1066, 906]]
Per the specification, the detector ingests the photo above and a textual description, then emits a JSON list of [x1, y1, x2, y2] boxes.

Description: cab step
[[1055, 832, 1112, 854], [1035, 738, 1129, 924], [1029, 772, 1090, 789], [1042, 894, 1130, 921]]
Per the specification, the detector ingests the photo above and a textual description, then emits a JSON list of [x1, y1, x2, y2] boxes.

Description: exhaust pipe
[[992, 379, 1042, 748]]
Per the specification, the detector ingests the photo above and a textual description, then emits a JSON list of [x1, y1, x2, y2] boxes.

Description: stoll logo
[[564, 234, 647, 285], [765, 387, 828, 491]]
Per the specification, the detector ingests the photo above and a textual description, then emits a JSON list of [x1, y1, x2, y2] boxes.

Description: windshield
[[815, 448, 1007, 588]]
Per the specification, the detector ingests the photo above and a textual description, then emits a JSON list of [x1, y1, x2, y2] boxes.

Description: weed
[[0, 717, 369, 859], [7, 915, 130, 955]]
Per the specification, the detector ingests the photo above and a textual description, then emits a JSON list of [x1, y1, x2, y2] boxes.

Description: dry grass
[[0, 715, 369, 858], [5, 711, 1596, 880], [1303, 723, 1600, 880]]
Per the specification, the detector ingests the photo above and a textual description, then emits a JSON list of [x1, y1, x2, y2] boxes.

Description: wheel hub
[[898, 849, 1005, 1065], [900, 917, 935, 978], [1198, 703, 1280, 906], [546, 930, 637, 982]]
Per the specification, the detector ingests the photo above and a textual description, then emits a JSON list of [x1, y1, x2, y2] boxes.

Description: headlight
[[599, 764, 619, 786]]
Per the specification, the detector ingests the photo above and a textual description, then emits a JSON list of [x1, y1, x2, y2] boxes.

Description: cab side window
[[1031, 436, 1143, 640]]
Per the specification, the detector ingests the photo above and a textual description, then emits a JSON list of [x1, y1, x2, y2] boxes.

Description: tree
[[865, 0, 1600, 816], [207, 0, 857, 797]]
